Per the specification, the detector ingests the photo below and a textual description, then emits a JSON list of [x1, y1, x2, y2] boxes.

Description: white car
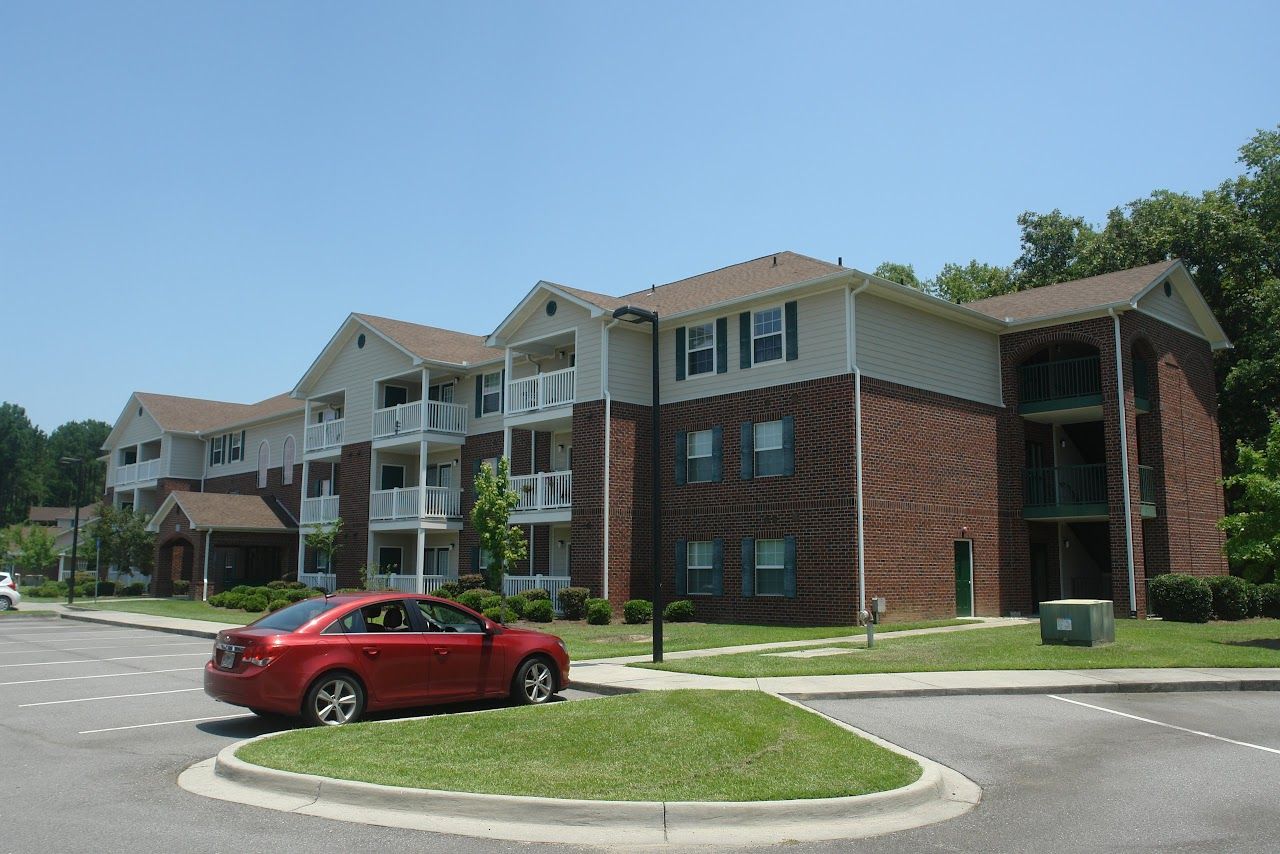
[[0, 573, 22, 611]]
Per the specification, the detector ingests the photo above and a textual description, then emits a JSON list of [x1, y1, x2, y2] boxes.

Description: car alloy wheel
[[307, 675, 363, 726], [0, 597, 12, 612], [516, 658, 555, 705]]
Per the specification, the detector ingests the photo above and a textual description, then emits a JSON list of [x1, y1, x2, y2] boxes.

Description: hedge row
[[1149, 573, 1279, 622]]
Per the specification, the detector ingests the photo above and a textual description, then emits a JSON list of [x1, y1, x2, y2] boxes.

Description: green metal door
[[954, 541, 973, 617]]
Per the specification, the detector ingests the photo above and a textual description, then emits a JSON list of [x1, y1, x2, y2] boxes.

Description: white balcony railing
[[300, 495, 340, 526], [370, 486, 461, 522], [114, 458, 162, 487], [299, 572, 337, 592], [372, 400, 468, 440], [503, 574, 572, 614], [506, 367, 575, 415], [304, 418, 345, 453], [510, 471, 572, 512], [366, 574, 450, 595]]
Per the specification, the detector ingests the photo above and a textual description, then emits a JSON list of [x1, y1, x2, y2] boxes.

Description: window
[[380, 465, 405, 490], [416, 600, 485, 633], [257, 440, 270, 488], [427, 382, 455, 403], [316, 550, 331, 572], [755, 539, 785, 596], [282, 436, 295, 484], [228, 431, 244, 463], [383, 385, 409, 408], [687, 541, 715, 595], [752, 307, 784, 364], [686, 322, 715, 376], [754, 420, 785, 477], [377, 547, 402, 574], [209, 435, 224, 466], [482, 372, 502, 414], [687, 430, 715, 483]]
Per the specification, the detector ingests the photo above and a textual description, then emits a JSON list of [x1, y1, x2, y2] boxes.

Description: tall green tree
[[42, 420, 111, 508], [1010, 209, 1098, 287], [1218, 413, 1280, 584], [304, 518, 343, 578], [929, 260, 1015, 303], [0, 403, 45, 526], [873, 261, 923, 290], [470, 457, 527, 595], [90, 503, 155, 579], [8, 525, 58, 575]]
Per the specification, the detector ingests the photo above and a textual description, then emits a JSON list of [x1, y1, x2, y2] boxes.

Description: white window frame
[[753, 420, 785, 478], [228, 432, 244, 463], [687, 540, 714, 595], [755, 538, 785, 597], [686, 429, 714, 483], [752, 306, 785, 365], [210, 436, 224, 466], [428, 381, 455, 403], [685, 321, 715, 377], [482, 372, 502, 415], [257, 440, 270, 489]]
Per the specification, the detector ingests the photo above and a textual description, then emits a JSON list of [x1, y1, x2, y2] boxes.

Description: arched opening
[[157, 536, 195, 598], [257, 439, 271, 489], [282, 435, 296, 485]]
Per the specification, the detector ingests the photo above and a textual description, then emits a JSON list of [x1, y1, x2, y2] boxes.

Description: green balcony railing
[[1023, 464, 1108, 517], [1139, 464, 1156, 505], [1018, 356, 1103, 412]]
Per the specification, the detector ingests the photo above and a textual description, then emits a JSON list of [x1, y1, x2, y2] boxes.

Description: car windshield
[[251, 597, 343, 632]]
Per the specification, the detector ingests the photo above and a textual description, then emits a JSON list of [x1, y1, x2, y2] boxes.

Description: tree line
[[0, 404, 110, 525]]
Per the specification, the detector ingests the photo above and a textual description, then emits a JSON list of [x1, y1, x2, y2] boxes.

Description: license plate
[[219, 650, 236, 669]]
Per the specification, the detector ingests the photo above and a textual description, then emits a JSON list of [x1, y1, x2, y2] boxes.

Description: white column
[[503, 426, 512, 462], [503, 347, 514, 415], [415, 528, 426, 593]]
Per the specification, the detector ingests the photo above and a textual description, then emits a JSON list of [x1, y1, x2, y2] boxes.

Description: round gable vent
[[357, 333, 367, 349], [546, 300, 557, 317], [1164, 281, 1172, 297]]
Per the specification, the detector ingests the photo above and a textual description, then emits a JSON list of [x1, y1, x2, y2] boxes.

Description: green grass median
[[634, 619, 1280, 678], [236, 690, 920, 801], [78, 600, 244, 623]]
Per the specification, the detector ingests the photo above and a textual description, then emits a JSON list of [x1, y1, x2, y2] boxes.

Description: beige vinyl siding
[[507, 294, 592, 344], [501, 292, 602, 404], [463, 370, 505, 435], [856, 293, 1002, 405], [303, 325, 416, 445], [165, 436, 207, 480], [107, 404, 162, 484], [609, 325, 653, 405], [202, 414, 305, 479], [574, 319, 602, 402], [656, 288, 848, 404], [1136, 283, 1201, 336]]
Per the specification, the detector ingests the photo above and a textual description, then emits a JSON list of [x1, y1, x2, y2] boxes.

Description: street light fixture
[[611, 305, 663, 662], [59, 456, 86, 606]]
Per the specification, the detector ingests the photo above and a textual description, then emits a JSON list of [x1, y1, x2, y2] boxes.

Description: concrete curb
[[59, 610, 222, 640], [777, 677, 1280, 701], [178, 706, 980, 846]]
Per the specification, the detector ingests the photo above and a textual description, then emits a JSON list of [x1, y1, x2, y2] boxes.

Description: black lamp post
[[60, 456, 86, 606], [611, 305, 663, 662]]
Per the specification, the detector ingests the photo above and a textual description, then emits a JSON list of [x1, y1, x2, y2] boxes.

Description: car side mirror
[[481, 619, 496, 634]]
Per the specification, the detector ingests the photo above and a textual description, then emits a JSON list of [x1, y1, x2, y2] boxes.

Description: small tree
[[304, 518, 343, 577], [12, 525, 57, 578], [89, 504, 155, 585], [470, 457, 528, 597], [1219, 412, 1280, 584]]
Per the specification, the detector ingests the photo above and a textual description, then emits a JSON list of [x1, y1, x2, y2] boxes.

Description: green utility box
[[1039, 599, 1115, 647]]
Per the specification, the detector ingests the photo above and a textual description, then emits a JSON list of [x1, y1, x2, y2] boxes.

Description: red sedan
[[204, 592, 571, 726]]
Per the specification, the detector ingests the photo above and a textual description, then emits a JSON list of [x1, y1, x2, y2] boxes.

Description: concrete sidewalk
[[55, 603, 238, 638]]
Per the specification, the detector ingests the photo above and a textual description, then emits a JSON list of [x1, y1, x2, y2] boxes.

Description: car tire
[[0, 596, 12, 612], [303, 672, 365, 726], [512, 656, 556, 705]]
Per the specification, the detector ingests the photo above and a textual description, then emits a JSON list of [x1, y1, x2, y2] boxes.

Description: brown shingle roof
[[963, 261, 1179, 321], [27, 506, 75, 524], [135, 392, 303, 434], [354, 314, 504, 366], [170, 492, 296, 531]]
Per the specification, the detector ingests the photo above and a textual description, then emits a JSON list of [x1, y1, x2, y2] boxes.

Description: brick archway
[[157, 536, 195, 597]]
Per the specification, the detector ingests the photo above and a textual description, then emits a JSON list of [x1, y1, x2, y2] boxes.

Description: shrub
[[524, 599, 554, 622], [19, 586, 41, 597], [1243, 581, 1263, 617], [586, 598, 612, 625], [240, 594, 268, 613], [506, 593, 528, 618], [124, 582, 147, 596], [36, 582, 67, 598], [284, 589, 313, 603], [522, 587, 550, 602], [457, 588, 497, 612], [483, 606, 518, 624], [480, 594, 504, 612], [1205, 575, 1252, 620], [457, 573, 489, 591], [1258, 583, 1280, 618], [432, 582, 462, 601], [230, 585, 255, 595], [208, 592, 229, 608], [266, 580, 288, 590], [285, 580, 308, 590], [221, 592, 245, 610], [559, 587, 591, 620], [172, 580, 189, 595], [1149, 574, 1212, 623], [663, 599, 695, 622], [267, 599, 287, 612], [623, 599, 653, 624]]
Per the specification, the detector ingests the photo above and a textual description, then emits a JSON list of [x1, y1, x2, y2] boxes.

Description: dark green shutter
[[208, 439, 215, 466], [739, 312, 752, 369], [239, 430, 246, 460], [474, 376, 483, 417], [782, 415, 795, 476], [783, 535, 797, 598], [715, 317, 728, 373], [675, 539, 687, 596], [674, 431, 687, 486], [741, 538, 755, 597], [740, 421, 754, 480], [711, 425, 723, 482], [784, 301, 798, 361], [471, 546, 480, 571], [712, 538, 724, 596], [675, 327, 686, 381]]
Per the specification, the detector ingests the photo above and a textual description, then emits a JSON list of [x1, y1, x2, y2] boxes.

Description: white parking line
[[0, 652, 209, 669], [0, 632, 172, 642], [42, 642, 210, 653], [0, 667, 203, 686], [1048, 695, 1280, 756], [19, 688, 204, 707], [79, 713, 252, 734]]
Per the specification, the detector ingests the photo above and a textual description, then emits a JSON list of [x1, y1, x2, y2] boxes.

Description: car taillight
[[242, 643, 280, 667], [1, 579, 14, 590]]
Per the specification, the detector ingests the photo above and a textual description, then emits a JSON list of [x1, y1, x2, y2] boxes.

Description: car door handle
[[434, 648, 449, 656], [362, 647, 381, 657]]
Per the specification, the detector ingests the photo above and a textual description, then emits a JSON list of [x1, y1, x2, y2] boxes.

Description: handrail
[[1023, 464, 1107, 507], [1018, 356, 1102, 404], [506, 367, 576, 415]]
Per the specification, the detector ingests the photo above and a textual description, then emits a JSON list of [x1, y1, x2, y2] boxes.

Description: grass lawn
[[79, 599, 248, 624], [237, 690, 921, 801], [0, 610, 57, 618], [636, 619, 1280, 677]]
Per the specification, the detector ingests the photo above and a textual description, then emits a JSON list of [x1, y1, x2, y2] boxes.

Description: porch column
[[415, 528, 426, 593]]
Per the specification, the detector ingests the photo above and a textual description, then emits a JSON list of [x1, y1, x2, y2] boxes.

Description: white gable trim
[[487, 281, 608, 346], [292, 315, 421, 397], [1130, 261, 1232, 350]]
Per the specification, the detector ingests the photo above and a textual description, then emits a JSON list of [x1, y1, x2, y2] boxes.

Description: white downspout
[[1109, 308, 1138, 616], [202, 529, 211, 602], [848, 279, 870, 621], [601, 320, 618, 600]]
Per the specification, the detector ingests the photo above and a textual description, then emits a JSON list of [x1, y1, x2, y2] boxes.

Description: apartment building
[[102, 252, 1230, 622]]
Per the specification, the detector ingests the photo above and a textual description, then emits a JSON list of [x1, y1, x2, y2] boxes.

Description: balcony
[[369, 486, 461, 523], [304, 418, 345, 455], [366, 574, 452, 595], [507, 367, 575, 416], [511, 471, 572, 514], [372, 400, 468, 442], [1139, 464, 1157, 518], [114, 458, 163, 488], [503, 574, 572, 614], [1023, 464, 1108, 520], [300, 495, 340, 526], [1018, 356, 1103, 422]]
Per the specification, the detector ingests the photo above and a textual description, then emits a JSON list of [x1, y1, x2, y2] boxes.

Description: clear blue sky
[[3, 1, 1277, 431]]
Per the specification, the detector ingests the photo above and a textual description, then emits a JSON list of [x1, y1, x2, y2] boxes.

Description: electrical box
[[872, 597, 886, 615], [1039, 599, 1115, 647]]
